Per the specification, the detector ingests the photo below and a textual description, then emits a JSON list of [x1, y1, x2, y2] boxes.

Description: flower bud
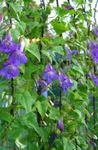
[[58, 119, 64, 132]]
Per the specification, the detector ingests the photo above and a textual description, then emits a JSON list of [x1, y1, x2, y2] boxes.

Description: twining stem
[[10, 79, 14, 98], [55, 0, 62, 112], [56, 0, 59, 7], [10, 79, 15, 115], [94, 0, 98, 24], [39, 0, 46, 63], [41, 0, 45, 9]]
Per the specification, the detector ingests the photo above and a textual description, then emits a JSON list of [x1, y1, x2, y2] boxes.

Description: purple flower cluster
[[42, 64, 73, 92], [89, 39, 98, 85], [0, 34, 27, 79]]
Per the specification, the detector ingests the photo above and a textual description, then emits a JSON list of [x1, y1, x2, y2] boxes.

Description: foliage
[[0, 0, 97, 150]]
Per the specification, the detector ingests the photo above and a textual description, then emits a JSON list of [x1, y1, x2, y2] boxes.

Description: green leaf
[[16, 21, 26, 34], [51, 19, 67, 34], [20, 112, 43, 138], [42, 50, 53, 62], [52, 46, 64, 55], [28, 142, 40, 150], [72, 65, 84, 75], [73, 109, 82, 120], [74, 0, 85, 4], [31, 21, 40, 29], [49, 108, 60, 120], [8, 2, 20, 20], [19, 65, 25, 74], [83, 108, 90, 119], [55, 7, 68, 17], [16, 91, 36, 112], [53, 37, 65, 45], [62, 138, 75, 150], [10, 28, 20, 42], [0, 108, 13, 122], [15, 138, 26, 149], [26, 43, 40, 61], [36, 100, 48, 118]]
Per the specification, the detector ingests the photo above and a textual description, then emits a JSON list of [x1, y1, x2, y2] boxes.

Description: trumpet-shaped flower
[[9, 48, 27, 66], [42, 64, 58, 84], [0, 34, 17, 53], [66, 48, 78, 59], [59, 72, 73, 92], [0, 61, 19, 79]]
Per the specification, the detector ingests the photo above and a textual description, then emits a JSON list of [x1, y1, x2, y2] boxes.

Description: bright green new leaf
[[26, 43, 40, 61], [51, 19, 67, 34]]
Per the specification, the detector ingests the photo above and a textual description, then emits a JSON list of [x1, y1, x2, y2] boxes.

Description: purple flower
[[89, 140, 97, 148], [89, 74, 98, 86], [66, 48, 78, 59], [48, 133, 58, 145], [59, 72, 73, 92], [90, 41, 98, 63], [64, 5, 74, 10], [0, 35, 27, 80], [37, 79, 47, 92], [0, 34, 17, 53], [92, 142, 97, 148], [38, 79, 47, 89], [42, 64, 58, 84], [8, 49, 27, 66], [58, 119, 64, 132], [94, 27, 98, 36], [0, 61, 19, 79], [37, 79, 48, 93], [37, 79, 48, 97]]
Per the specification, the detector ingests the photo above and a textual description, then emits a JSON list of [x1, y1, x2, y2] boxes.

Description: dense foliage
[[0, 0, 98, 149]]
